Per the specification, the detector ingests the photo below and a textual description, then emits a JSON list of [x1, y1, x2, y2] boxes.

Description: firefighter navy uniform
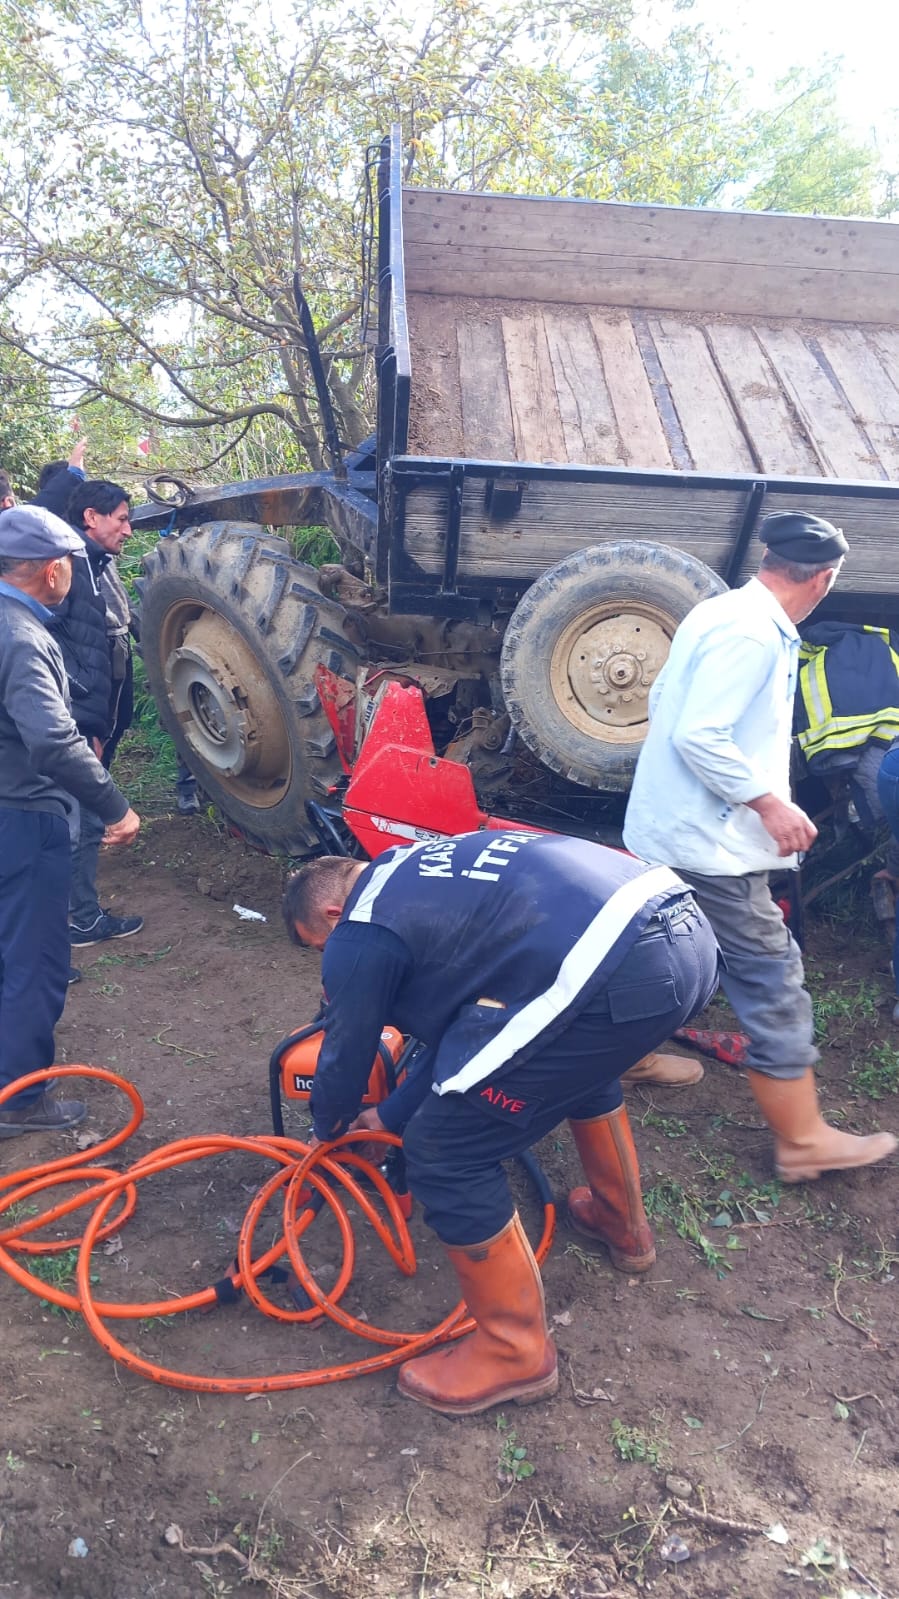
[[310, 829, 719, 1245]]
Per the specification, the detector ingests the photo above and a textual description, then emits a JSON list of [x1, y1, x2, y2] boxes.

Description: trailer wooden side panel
[[402, 188, 899, 322]]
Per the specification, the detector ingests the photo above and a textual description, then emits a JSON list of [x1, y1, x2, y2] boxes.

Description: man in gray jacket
[[0, 506, 140, 1138]]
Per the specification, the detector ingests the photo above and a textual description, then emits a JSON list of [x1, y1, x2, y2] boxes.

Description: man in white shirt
[[624, 511, 896, 1181]]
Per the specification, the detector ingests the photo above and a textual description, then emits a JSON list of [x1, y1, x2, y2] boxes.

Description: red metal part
[[342, 680, 531, 857], [314, 664, 357, 773]]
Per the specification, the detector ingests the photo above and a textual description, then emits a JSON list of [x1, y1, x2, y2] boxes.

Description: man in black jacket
[[0, 507, 140, 1138], [283, 833, 718, 1415], [31, 440, 88, 521], [54, 479, 143, 947]]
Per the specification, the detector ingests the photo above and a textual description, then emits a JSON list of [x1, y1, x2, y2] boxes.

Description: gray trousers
[[678, 869, 817, 1080]]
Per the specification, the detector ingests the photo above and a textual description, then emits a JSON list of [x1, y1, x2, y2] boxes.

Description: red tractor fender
[[328, 675, 536, 856]]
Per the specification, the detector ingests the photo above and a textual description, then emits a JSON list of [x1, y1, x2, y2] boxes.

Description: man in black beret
[[624, 510, 896, 1181]]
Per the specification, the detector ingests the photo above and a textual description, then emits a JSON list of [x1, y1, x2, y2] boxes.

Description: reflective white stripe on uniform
[[347, 842, 427, 923], [435, 864, 684, 1096]]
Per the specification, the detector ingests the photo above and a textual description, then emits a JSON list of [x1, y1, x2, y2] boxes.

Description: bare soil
[[1, 816, 897, 1599]]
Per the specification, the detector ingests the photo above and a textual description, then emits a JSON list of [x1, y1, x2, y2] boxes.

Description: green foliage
[[643, 1174, 732, 1277], [496, 1414, 536, 1481], [0, 352, 68, 495], [610, 1416, 666, 1467], [0, 0, 885, 488]]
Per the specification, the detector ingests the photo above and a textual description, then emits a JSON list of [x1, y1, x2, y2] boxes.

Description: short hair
[[0, 554, 52, 578], [37, 460, 69, 491], [282, 856, 358, 945], [0, 468, 13, 501], [760, 550, 841, 584], [68, 478, 131, 529]]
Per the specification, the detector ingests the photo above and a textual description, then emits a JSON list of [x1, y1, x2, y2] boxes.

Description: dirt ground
[[2, 814, 898, 1599]]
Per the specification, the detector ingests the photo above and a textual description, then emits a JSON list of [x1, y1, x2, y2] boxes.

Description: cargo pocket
[[607, 975, 679, 1024]]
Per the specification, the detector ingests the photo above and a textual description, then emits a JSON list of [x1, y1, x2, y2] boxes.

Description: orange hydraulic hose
[[0, 1065, 556, 1394]]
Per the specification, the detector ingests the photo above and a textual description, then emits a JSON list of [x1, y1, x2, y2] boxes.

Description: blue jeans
[[0, 809, 71, 1108], [876, 745, 899, 993]]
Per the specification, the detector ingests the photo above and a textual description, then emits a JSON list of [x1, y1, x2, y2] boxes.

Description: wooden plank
[[402, 188, 899, 276], [407, 293, 464, 456], [501, 313, 568, 462], [588, 313, 672, 469], [456, 319, 516, 459], [704, 323, 823, 477], [542, 313, 624, 465], [756, 326, 885, 480], [648, 318, 756, 472], [403, 244, 899, 322], [817, 326, 899, 479]]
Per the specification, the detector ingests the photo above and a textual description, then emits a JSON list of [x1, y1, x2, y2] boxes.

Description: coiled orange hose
[[0, 1065, 555, 1393]]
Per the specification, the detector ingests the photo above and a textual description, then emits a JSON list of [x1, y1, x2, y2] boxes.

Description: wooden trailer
[[376, 129, 899, 621]]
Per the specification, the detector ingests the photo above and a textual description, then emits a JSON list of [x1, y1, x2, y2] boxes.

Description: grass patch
[[288, 523, 340, 565], [808, 973, 880, 1041], [643, 1175, 734, 1277], [852, 1041, 899, 1100], [610, 1416, 667, 1468]]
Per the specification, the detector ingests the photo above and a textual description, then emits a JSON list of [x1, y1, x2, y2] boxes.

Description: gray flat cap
[[0, 505, 87, 560]]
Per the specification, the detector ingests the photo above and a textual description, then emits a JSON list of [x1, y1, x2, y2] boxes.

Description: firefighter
[[282, 830, 718, 1415]]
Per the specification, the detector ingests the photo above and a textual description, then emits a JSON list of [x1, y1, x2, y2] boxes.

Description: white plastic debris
[[765, 1523, 790, 1546], [67, 1538, 89, 1558], [659, 1535, 690, 1564], [233, 904, 267, 922]]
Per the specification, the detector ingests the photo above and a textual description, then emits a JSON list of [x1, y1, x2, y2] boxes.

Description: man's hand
[[746, 793, 817, 856], [346, 1106, 388, 1164], [102, 806, 141, 847], [92, 736, 105, 760], [69, 440, 87, 470]]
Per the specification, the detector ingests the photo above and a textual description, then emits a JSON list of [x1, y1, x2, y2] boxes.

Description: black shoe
[[70, 910, 144, 947], [0, 1090, 87, 1139], [68, 967, 82, 986], [177, 792, 201, 816]]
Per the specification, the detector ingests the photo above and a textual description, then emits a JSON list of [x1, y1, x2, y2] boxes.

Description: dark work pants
[[0, 810, 71, 1108], [876, 744, 899, 995], [69, 798, 105, 928], [403, 904, 719, 1246]]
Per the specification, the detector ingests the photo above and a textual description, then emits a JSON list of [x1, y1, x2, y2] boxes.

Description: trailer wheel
[[136, 522, 362, 854], [500, 540, 726, 791]]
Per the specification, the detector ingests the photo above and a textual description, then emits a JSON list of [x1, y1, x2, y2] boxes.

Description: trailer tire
[[136, 522, 362, 855], [500, 540, 726, 791]]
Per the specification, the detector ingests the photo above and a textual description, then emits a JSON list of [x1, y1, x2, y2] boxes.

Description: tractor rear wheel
[[136, 522, 362, 854], [500, 540, 726, 791]]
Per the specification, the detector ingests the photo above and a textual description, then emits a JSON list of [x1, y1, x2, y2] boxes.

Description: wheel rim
[[549, 601, 674, 745], [159, 602, 292, 808]]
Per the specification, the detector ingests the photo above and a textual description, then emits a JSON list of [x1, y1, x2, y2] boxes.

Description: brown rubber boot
[[397, 1213, 558, 1416], [621, 1052, 704, 1087], [748, 1068, 897, 1182], [567, 1106, 656, 1272]]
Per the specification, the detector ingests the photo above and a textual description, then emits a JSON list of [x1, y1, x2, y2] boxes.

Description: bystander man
[[0, 506, 140, 1138], [624, 512, 896, 1181]]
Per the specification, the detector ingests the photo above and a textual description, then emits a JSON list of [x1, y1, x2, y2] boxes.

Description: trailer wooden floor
[[406, 293, 899, 482]]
